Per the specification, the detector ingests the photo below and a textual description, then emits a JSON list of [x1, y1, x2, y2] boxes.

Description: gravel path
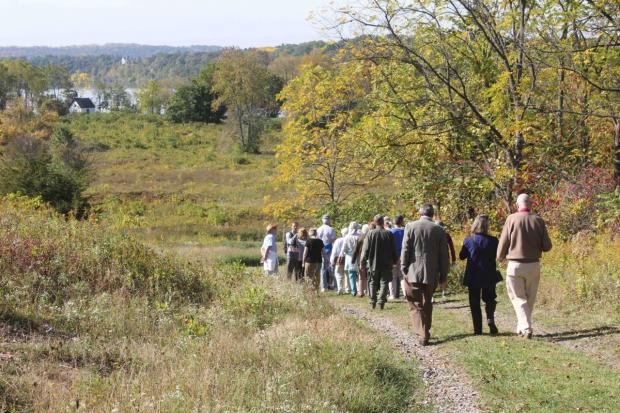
[[337, 304, 481, 413]]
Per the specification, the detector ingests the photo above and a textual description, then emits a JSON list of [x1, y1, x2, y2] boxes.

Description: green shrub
[[0, 128, 91, 216]]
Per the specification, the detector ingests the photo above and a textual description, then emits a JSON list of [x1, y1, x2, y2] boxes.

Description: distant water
[[46, 88, 138, 105]]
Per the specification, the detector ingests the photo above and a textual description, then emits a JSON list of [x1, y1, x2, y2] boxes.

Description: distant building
[[69, 97, 96, 113]]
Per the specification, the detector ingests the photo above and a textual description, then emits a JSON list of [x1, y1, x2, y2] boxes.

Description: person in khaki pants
[[497, 193, 552, 339]]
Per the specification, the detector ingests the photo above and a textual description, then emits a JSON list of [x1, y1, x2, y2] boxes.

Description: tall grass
[[0, 197, 426, 412]]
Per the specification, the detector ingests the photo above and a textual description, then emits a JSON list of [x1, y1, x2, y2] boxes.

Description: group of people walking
[[260, 193, 552, 345]]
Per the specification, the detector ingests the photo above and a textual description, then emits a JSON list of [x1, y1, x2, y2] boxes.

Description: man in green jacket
[[401, 204, 450, 346], [361, 215, 398, 309]]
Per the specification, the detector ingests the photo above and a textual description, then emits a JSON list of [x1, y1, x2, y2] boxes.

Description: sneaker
[[488, 322, 499, 335], [320, 288, 326, 293]]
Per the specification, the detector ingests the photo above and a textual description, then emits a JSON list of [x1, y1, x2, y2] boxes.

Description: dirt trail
[[337, 304, 481, 413], [436, 296, 620, 372]]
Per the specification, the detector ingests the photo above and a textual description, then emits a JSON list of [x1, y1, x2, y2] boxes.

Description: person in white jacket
[[342, 222, 361, 296], [330, 227, 349, 294]]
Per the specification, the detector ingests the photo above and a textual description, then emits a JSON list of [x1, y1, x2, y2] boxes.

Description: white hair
[[516, 193, 532, 207], [341, 228, 349, 236]]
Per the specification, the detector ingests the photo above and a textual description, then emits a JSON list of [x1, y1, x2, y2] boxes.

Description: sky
[[0, 0, 336, 47]]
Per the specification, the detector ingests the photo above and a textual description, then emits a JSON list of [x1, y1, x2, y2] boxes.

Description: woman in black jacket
[[459, 215, 501, 335]]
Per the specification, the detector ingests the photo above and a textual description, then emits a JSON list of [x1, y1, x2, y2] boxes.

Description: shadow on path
[[432, 332, 513, 345], [537, 326, 620, 342]]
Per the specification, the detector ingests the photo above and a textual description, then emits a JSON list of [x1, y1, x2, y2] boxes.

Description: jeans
[[321, 249, 333, 289], [347, 270, 358, 296]]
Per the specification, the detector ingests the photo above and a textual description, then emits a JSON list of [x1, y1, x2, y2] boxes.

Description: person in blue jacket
[[459, 215, 501, 335]]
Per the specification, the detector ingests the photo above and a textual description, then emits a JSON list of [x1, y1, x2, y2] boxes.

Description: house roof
[[72, 97, 96, 109]]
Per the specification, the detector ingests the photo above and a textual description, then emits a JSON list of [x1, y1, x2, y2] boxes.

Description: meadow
[[2, 112, 619, 412], [0, 196, 428, 412]]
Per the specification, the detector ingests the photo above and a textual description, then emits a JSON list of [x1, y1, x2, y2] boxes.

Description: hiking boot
[[418, 338, 429, 346], [379, 303, 385, 310], [371, 302, 376, 309], [488, 322, 499, 335]]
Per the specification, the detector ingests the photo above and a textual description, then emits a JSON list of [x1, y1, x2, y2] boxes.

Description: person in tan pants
[[497, 193, 552, 339]]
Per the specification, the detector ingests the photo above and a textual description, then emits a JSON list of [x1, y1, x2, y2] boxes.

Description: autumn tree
[[137, 80, 170, 115], [269, 63, 380, 219], [212, 49, 282, 153]]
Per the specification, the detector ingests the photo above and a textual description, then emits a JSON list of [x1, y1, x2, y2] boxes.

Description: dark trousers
[[404, 280, 435, 340], [368, 268, 392, 306], [468, 285, 497, 333], [286, 256, 301, 281]]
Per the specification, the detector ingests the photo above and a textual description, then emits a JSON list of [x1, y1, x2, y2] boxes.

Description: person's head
[[290, 221, 298, 232], [373, 214, 384, 228], [341, 227, 349, 237], [309, 228, 318, 238], [516, 193, 533, 210], [348, 221, 358, 234], [322, 214, 331, 225], [436, 220, 445, 227], [394, 215, 404, 227], [419, 203, 434, 218], [361, 224, 369, 234], [471, 214, 490, 235], [298, 227, 308, 240], [266, 223, 278, 234], [369, 222, 377, 230], [383, 216, 392, 227]]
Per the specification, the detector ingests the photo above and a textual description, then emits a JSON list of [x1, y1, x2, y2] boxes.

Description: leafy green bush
[[0, 127, 90, 216]]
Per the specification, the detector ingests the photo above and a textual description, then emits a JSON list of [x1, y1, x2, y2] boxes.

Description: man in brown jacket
[[401, 204, 450, 345], [497, 193, 552, 339]]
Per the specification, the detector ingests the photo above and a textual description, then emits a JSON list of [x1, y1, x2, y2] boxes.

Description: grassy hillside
[[0, 197, 427, 412], [63, 113, 281, 263]]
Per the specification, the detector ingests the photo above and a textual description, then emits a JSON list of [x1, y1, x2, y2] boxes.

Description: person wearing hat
[[317, 214, 337, 291], [261, 223, 279, 276]]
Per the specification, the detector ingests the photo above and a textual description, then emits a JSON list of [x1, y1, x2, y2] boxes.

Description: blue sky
[[0, 0, 336, 47]]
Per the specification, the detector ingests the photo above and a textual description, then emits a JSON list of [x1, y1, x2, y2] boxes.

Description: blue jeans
[[348, 270, 358, 296], [321, 248, 332, 289]]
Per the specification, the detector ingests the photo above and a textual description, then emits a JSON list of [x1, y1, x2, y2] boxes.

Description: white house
[[69, 98, 96, 113]]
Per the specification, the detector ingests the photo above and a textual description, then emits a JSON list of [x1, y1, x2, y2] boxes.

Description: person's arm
[[497, 218, 511, 262], [330, 241, 338, 266], [400, 226, 413, 274], [459, 240, 469, 261], [438, 230, 450, 285], [360, 236, 369, 270], [541, 219, 552, 252], [303, 242, 309, 263], [447, 233, 456, 263]]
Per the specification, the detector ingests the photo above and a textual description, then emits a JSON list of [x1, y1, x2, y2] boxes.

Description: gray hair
[[471, 215, 490, 235], [516, 193, 532, 207], [419, 203, 434, 218]]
